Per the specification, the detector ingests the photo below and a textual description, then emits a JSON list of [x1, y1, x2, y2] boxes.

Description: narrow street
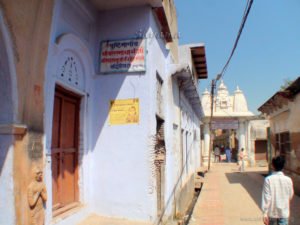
[[188, 163, 300, 225], [77, 163, 300, 225], [1, 1, 300, 225]]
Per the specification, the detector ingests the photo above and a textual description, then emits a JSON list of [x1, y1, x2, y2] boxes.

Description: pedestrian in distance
[[225, 145, 231, 162], [220, 145, 225, 155], [238, 148, 246, 172], [214, 145, 221, 163], [261, 156, 294, 225]]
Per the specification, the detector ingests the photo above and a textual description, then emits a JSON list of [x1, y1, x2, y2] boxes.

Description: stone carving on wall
[[28, 132, 43, 160], [57, 51, 84, 90], [27, 166, 47, 225]]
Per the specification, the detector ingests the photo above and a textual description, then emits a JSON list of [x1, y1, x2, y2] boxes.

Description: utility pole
[[208, 79, 216, 171], [267, 127, 272, 175]]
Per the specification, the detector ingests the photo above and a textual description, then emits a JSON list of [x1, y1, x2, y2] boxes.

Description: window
[[275, 132, 291, 155]]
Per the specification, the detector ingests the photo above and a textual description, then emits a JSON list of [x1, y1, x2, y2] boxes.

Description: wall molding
[[0, 124, 27, 135]]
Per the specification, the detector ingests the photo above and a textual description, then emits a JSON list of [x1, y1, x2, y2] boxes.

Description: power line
[[207, 0, 254, 171], [220, 0, 254, 79]]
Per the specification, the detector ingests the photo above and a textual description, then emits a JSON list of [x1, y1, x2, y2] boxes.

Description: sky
[[174, 0, 300, 114]]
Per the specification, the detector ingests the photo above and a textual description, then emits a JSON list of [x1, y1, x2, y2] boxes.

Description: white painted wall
[[238, 120, 246, 151], [89, 5, 171, 222], [0, 136, 15, 225], [44, 1, 203, 224], [179, 92, 201, 177]]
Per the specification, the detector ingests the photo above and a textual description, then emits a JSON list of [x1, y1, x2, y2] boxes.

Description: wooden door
[[255, 140, 268, 160], [51, 86, 80, 212]]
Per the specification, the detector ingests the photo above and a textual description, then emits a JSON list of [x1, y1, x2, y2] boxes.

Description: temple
[[201, 80, 268, 165]]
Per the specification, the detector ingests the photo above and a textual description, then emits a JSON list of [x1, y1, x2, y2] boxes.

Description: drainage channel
[[182, 186, 202, 225], [181, 169, 207, 225]]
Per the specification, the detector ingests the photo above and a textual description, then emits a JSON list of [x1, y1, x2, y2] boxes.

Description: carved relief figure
[[27, 166, 47, 225]]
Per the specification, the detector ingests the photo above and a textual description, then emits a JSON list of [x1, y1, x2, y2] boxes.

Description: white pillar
[[203, 123, 210, 164], [247, 121, 255, 166], [239, 120, 246, 151]]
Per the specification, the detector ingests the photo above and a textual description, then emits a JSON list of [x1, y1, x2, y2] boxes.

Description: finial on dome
[[218, 80, 227, 90], [235, 85, 242, 93], [203, 88, 210, 95]]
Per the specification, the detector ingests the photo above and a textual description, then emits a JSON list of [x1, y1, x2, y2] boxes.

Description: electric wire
[[220, 0, 254, 79], [207, 0, 254, 170]]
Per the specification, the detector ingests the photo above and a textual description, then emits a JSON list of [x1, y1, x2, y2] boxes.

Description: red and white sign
[[100, 38, 146, 73]]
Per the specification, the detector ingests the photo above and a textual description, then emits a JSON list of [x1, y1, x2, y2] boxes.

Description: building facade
[[259, 77, 300, 195], [0, 1, 208, 224], [201, 81, 268, 165]]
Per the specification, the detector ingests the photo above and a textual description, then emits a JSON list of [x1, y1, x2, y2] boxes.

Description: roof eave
[[171, 64, 203, 119]]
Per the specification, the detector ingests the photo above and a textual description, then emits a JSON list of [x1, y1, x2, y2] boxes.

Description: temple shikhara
[[201, 80, 269, 165]]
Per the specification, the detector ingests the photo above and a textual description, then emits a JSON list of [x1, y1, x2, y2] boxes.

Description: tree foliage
[[280, 79, 293, 91]]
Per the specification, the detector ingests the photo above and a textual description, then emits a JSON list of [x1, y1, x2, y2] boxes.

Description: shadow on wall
[[88, 72, 138, 154], [0, 136, 13, 175], [0, 12, 16, 175]]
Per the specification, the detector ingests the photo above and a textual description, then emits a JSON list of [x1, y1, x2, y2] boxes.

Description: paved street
[[77, 214, 152, 225], [188, 163, 300, 225], [78, 163, 300, 225]]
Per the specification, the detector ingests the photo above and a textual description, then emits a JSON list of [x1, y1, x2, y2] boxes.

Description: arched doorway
[[44, 33, 93, 219]]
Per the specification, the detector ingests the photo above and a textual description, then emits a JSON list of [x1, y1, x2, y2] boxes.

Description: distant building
[[201, 80, 269, 165], [258, 77, 300, 195], [0, 1, 208, 224]]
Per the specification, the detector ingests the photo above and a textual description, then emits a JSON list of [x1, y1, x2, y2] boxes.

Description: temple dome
[[218, 80, 227, 90], [233, 86, 249, 112], [203, 88, 210, 95], [217, 80, 229, 96], [201, 81, 253, 117]]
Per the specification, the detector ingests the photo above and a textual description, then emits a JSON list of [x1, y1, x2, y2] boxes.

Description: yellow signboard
[[109, 98, 139, 125]]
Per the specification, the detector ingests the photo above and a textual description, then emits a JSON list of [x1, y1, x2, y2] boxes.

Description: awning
[[171, 64, 203, 119], [258, 77, 300, 114], [179, 43, 208, 79], [88, 0, 162, 11], [190, 45, 208, 79], [153, 7, 173, 43]]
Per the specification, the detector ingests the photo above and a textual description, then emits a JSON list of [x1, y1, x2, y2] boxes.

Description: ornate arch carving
[[48, 33, 94, 92]]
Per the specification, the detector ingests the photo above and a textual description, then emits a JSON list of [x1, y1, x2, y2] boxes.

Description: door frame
[[44, 33, 93, 223], [51, 84, 81, 212], [45, 81, 89, 220]]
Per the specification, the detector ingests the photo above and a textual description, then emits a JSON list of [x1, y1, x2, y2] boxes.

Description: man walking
[[262, 156, 294, 225], [238, 148, 246, 172]]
